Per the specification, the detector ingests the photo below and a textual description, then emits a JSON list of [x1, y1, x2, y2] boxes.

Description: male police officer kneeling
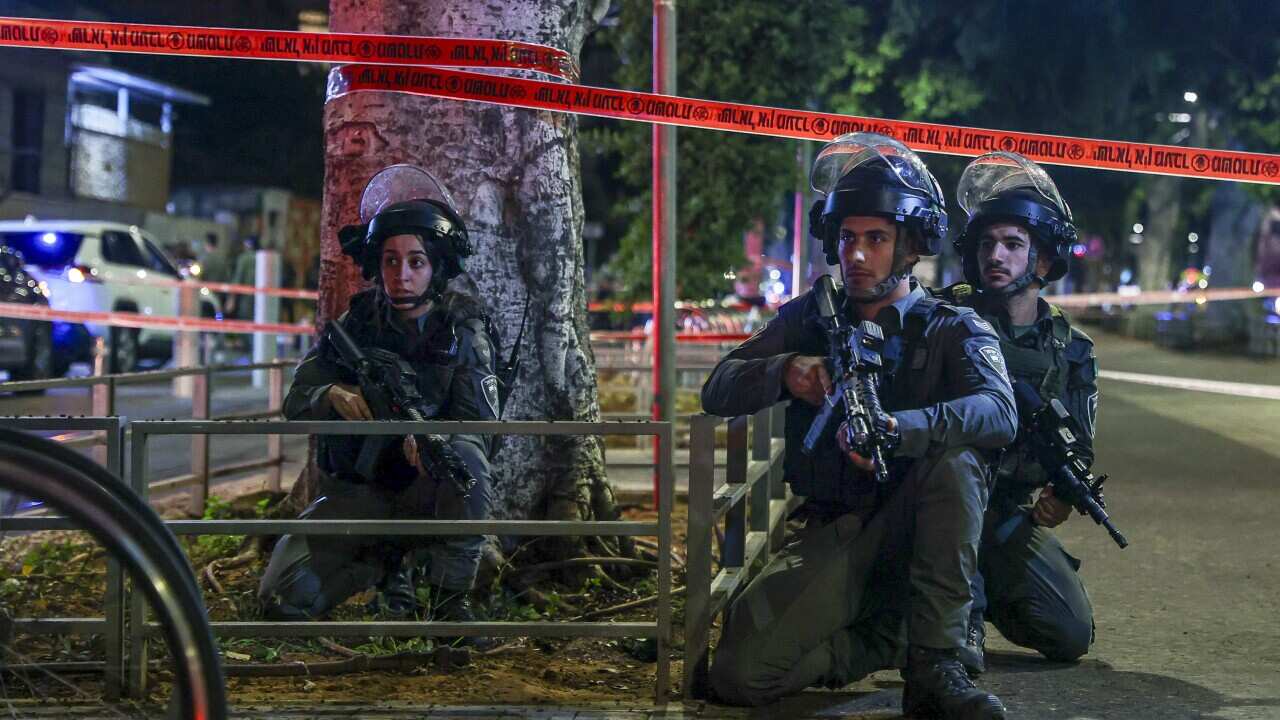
[[702, 134, 1014, 719], [942, 152, 1099, 674], [258, 166, 499, 644]]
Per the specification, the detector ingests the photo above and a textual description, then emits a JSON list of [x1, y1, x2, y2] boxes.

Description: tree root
[[223, 646, 471, 677], [317, 637, 360, 658], [199, 547, 258, 594], [514, 557, 655, 576], [571, 585, 687, 621]]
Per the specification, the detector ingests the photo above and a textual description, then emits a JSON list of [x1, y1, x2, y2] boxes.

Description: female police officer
[[258, 165, 499, 639]]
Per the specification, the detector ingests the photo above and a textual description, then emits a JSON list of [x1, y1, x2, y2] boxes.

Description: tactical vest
[[945, 284, 1072, 407], [945, 284, 1073, 501], [781, 294, 948, 513]]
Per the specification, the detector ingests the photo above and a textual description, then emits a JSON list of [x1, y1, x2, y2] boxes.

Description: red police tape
[[327, 65, 1280, 185], [0, 301, 313, 336], [0, 16, 577, 80], [0, 287, 1276, 343], [0, 16, 1276, 183]]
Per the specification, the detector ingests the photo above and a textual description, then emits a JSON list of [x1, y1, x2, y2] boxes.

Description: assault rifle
[[801, 274, 899, 484], [325, 320, 477, 499], [1012, 380, 1127, 549]]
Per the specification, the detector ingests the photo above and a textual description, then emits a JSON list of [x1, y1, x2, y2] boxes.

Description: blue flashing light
[[39, 232, 60, 247]]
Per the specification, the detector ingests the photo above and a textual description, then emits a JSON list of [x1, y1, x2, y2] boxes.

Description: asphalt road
[[0, 370, 307, 497]]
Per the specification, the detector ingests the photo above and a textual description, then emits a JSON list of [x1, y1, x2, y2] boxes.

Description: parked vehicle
[[0, 245, 56, 388], [0, 221, 222, 373]]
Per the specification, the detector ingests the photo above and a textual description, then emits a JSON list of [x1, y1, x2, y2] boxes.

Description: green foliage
[[592, 0, 876, 299], [192, 494, 243, 563]]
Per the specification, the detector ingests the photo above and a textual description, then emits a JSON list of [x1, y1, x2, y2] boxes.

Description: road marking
[[1100, 370, 1280, 400]]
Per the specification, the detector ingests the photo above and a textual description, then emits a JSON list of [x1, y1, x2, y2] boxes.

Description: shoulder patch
[[955, 308, 997, 337], [978, 345, 1011, 384], [481, 374, 500, 417]]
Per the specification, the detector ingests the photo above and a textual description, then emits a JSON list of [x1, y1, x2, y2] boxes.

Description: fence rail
[[0, 359, 296, 514], [0, 416, 127, 699], [683, 405, 796, 699], [2, 416, 676, 702], [126, 418, 675, 702]]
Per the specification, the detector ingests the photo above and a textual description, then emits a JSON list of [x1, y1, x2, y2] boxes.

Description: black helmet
[[339, 165, 472, 300], [808, 132, 949, 265], [955, 152, 1076, 293]]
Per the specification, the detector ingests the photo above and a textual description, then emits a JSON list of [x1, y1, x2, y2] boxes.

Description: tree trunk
[[320, 1, 617, 553], [1203, 183, 1265, 345]]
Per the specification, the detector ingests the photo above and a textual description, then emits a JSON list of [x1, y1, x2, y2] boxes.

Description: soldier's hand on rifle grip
[[1031, 484, 1072, 528], [403, 434, 419, 469], [327, 383, 373, 421], [836, 417, 896, 472], [784, 355, 833, 407]]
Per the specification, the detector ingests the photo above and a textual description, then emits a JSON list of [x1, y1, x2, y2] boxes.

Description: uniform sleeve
[[1064, 333, 1099, 468], [444, 318, 500, 458], [699, 311, 800, 418], [892, 311, 1018, 458], [283, 315, 357, 420]]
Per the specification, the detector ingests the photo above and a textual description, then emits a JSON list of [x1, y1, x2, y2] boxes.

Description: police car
[[0, 220, 222, 374]]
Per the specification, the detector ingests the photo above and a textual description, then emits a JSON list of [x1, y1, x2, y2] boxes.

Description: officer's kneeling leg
[[983, 522, 1093, 661], [258, 486, 394, 619], [419, 441, 492, 593], [709, 512, 889, 706]]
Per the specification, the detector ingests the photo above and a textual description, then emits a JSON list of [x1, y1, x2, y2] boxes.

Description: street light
[[1184, 90, 1199, 103]]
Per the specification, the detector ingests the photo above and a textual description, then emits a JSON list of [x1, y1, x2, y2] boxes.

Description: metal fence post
[[682, 413, 717, 699], [187, 368, 211, 517], [722, 415, 748, 568], [102, 417, 125, 699], [750, 408, 772, 535], [90, 337, 115, 469], [655, 419, 674, 703], [173, 285, 199, 399], [127, 428, 150, 698], [266, 365, 284, 492], [252, 249, 281, 388]]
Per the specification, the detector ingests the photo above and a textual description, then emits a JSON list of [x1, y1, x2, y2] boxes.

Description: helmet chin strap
[[987, 243, 1043, 297], [381, 285, 437, 310], [847, 237, 912, 303], [849, 270, 907, 303]]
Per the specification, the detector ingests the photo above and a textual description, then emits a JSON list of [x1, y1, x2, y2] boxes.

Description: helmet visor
[[957, 152, 1071, 222], [359, 164, 459, 223], [809, 132, 944, 207]]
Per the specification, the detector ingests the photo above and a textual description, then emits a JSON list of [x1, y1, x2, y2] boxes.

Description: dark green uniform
[[943, 283, 1098, 662], [701, 280, 1017, 706]]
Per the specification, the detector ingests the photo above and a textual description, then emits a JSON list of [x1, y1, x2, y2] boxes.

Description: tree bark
[[319, 1, 617, 550]]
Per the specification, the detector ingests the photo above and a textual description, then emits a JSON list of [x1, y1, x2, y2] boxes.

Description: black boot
[[958, 613, 986, 677], [367, 561, 419, 619], [902, 645, 1006, 719], [430, 586, 497, 651]]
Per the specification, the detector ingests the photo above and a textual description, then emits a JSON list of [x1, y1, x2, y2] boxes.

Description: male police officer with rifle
[[258, 166, 500, 645], [940, 152, 1114, 674], [702, 134, 1015, 719]]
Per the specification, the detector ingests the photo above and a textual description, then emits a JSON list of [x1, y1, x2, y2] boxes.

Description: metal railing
[[0, 359, 295, 515], [127, 418, 676, 702], [683, 404, 797, 698], [0, 416, 127, 699]]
